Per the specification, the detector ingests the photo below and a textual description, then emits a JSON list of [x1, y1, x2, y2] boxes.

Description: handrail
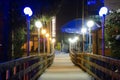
[[70, 51, 120, 80], [0, 53, 54, 80]]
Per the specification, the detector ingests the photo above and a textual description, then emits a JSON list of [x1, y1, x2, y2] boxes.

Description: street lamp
[[81, 27, 87, 53], [87, 20, 94, 53], [46, 33, 49, 53], [74, 36, 79, 50], [68, 38, 72, 51], [35, 20, 42, 54], [99, 7, 108, 56], [23, 7, 33, 56], [42, 29, 46, 54]]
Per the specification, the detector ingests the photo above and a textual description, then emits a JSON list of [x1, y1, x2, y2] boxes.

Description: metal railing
[[0, 53, 54, 80], [70, 51, 120, 80]]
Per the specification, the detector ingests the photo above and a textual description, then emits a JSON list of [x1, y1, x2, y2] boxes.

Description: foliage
[[9, 1, 26, 59], [12, 28, 25, 58], [55, 42, 61, 51], [105, 10, 120, 59]]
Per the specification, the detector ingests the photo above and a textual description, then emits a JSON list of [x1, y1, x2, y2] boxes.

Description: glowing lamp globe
[[81, 27, 87, 34], [35, 21, 42, 29], [24, 7, 33, 16], [99, 7, 108, 16], [87, 20, 94, 28]]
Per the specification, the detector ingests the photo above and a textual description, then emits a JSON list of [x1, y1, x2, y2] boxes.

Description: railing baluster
[[13, 66, 16, 75], [6, 70, 9, 80]]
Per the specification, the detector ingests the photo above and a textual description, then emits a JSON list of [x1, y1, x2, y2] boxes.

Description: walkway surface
[[38, 53, 92, 80]]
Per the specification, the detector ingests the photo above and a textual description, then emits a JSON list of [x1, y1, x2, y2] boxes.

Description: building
[[105, 0, 120, 10]]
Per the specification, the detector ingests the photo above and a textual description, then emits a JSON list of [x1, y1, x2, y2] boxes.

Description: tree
[[9, 1, 26, 59], [105, 10, 120, 59]]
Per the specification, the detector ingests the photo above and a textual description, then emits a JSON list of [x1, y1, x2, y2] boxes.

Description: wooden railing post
[[13, 66, 16, 75], [6, 70, 9, 80]]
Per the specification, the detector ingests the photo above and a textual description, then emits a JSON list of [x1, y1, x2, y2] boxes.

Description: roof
[[61, 18, 100, 34]]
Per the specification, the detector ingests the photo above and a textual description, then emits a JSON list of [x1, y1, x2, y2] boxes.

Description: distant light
[[81, 27, 87, 34], [52, 38, 56, 43], [35, 21, 42, 29], [68, 38, 75, 43], [68, 38, 72, 43], [74, 36, 79, 41], [23, 7, 33, 16], [41, 29, 46, 34], [46, 33, 49, 38], [87, 20, 94, 28], [99, 7, 108, 16]]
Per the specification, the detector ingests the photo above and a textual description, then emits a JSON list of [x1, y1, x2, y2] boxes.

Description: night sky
[[8, 0, 84, 42], [7, 0, 83, 27], [56, 0, 83, 28]]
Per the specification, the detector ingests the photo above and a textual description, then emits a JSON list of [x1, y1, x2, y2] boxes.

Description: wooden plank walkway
[[38, 53, 93, 80]]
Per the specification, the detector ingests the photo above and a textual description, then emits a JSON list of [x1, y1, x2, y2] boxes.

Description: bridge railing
[[70, 51, 120, 80], [0, 53, 54, 80]]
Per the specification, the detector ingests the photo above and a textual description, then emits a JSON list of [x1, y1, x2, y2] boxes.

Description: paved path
[[38, 53, 92, 80]]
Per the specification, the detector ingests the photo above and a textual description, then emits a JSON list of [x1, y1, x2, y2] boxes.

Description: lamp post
[[23, 7, 33, 56], [81, 27, 87, 53], [52, 38, 55, 53], [46, 33, 49, 53], [35, 21, 42, 54], [99, 7, 108, 56], [68, 38, 72, 51], [74, 36, 79, 50], [87, 20, 94, 53], [42, 29, 46, 54]]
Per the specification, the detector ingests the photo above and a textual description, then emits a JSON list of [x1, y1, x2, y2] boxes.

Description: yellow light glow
[[46, 33, 49, 38], [52, 38, 56, 43], [49, 38, 51, 41], [41, 29, 46, 34]]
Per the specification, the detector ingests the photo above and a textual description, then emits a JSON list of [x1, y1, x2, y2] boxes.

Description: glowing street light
[[35, 20, 42, 54], [46, 33, 49, 38], [24, 7, 33, 16], [81, 27, 87, 34], [99, 7, 108, 56], [35, 21, 42, 29], [99, 7, 108, 17], [23, 7, 33, 56], [87, 20, 94, 53]]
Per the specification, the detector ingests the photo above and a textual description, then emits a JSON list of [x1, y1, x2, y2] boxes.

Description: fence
[[70, 51, 120, 80], [0, 53, 54, 80]]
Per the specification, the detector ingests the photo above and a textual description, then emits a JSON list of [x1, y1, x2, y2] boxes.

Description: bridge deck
[[38, 53, 92, 80]]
